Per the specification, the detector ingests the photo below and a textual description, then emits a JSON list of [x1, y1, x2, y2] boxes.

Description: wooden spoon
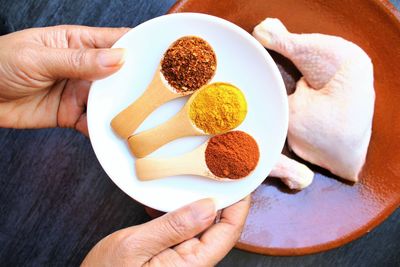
[[111, 36, 216, 139], [136, 130, 259, 181], [135, 141, 231, 181], [128, 82, 247, 158], [127, 91, 203, 158], [111, 65, 181, 139]]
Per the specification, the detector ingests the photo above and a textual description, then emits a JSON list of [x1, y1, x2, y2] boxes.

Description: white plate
[[88, 13, 288, 212]]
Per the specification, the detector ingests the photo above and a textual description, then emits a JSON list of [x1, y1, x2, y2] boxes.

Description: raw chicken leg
[[254, 18, 375, 182], [270, 154, 314, 190]]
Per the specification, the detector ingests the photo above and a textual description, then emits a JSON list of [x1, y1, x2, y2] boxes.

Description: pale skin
[[0, 25, 251, 266]]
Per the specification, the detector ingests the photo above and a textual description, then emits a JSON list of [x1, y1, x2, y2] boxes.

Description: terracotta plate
[[169, 0, 400, 255]]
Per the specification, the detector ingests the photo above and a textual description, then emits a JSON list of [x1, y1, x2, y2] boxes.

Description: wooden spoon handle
[[136, 157, 186, 180], [111, 72, 177, 139], [128, 111, 201, 158], [135, 143, 209, 181]]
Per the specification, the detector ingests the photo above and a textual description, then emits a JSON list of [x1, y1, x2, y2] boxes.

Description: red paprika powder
[[205, 131, 260, 179]]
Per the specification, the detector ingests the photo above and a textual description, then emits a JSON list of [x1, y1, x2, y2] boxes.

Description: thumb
[[40, 47, 125, 81], [133, 199, 216, 259]]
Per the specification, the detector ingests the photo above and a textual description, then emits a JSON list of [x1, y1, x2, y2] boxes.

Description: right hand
[[82, 197, 251, 267]]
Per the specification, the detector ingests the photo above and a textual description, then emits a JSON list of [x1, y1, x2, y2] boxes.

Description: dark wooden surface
[[0, 1, 399, 266]]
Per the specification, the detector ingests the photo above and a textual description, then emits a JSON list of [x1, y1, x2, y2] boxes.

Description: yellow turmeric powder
[[189, 82, 247, 134]]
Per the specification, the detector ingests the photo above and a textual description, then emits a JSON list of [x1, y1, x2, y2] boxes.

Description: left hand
[[0, 25, 129, 135]]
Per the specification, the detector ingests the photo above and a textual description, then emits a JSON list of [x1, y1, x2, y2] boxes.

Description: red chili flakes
[[161, 36, 217, 93]]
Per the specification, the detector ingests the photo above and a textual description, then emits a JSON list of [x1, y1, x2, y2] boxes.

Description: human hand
[[82, 197, 251, 267], [0, 25, 129, 135]]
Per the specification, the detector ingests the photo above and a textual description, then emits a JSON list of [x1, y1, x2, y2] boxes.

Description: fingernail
[[189, 198, 216, 222], [98, 48, 125, 67]]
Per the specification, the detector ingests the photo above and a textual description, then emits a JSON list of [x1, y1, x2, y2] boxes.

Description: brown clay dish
[[169, 0, 400, 255]]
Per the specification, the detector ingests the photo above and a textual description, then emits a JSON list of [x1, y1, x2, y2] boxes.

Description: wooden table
[[0, 1, 399, 266]]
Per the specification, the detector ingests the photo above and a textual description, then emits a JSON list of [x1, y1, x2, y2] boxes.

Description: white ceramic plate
[[88, 13, 288, 212]]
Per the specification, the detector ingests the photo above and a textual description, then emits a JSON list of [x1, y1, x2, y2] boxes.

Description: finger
[[39, 25, 130, 48], [75, 113, 88, 137], [127, 199, 216, 261], [143, 248, 187, 267], [144, 206, 165, 219], [40, 47, 125, 81], [55, 25, 130, 48], [183, 196, 251, 265], [57, 80, 90, 133]]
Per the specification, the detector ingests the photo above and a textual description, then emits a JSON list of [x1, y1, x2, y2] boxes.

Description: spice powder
[[205, 131, 260, 179], [161, 36, 216, 93], [189, 83, 247, 134]]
